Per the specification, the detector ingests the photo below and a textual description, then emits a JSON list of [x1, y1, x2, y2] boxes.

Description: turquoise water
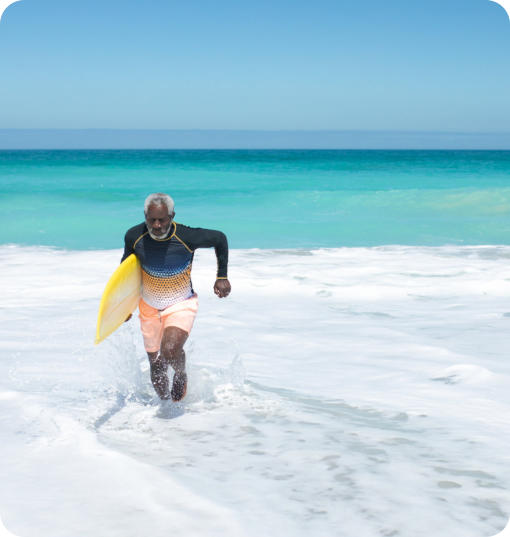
[[1, 149, 510, 249]]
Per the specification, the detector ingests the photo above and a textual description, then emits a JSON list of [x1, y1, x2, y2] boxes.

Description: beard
[[148, 224, 171, 240]]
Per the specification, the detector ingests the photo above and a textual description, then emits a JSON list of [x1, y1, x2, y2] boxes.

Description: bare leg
[[161, 326, 188, 401], [148, 326, 189, 401], [147, 350, 171, 400]]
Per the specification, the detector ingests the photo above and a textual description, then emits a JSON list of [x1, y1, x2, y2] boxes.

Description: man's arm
[[121, 224, 145, 322], [121, 223, 146, 263], [214, 278, 231, 298], [176, 224, 231, 297], [121, 236, 134, 263], [122, 233, 135, 322], [176, 225, 228, 277]]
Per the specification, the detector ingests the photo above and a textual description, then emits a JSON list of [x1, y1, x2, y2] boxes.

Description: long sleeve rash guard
[[121, 221, 229, 310]]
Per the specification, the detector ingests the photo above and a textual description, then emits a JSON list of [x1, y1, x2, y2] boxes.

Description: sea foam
[[0, 244, 509, 536]]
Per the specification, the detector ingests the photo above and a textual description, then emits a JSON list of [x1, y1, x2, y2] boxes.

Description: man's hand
[[214, 278, 231, 298]]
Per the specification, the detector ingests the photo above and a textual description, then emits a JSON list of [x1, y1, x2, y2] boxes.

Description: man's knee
[[147, 351, 159, 363], [160, 327, 188, 361], [160, 339, 183, 360]]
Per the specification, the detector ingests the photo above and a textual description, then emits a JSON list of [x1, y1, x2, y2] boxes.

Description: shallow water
[[0, 245, 509, 536]]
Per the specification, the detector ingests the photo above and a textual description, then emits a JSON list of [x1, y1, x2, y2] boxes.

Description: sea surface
[[1, 149, 510, 249], [0, 150, 509, 537]]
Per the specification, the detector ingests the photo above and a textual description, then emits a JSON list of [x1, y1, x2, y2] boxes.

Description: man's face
[[145, 203, 174, 239]]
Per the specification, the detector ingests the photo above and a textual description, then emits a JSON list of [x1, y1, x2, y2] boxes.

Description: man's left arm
[[178, 226, 231, 298], [214, 277, 231, 298]]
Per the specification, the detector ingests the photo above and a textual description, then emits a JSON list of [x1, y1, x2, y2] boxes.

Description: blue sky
[[0, 0, 509, 133]]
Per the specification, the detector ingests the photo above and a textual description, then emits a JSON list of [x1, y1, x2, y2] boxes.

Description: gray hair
[[144, 193, 175, 215]]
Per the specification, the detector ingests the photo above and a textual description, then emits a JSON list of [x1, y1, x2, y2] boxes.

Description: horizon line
[[2, 127, 510, 133], [1, 128, 510, 150]]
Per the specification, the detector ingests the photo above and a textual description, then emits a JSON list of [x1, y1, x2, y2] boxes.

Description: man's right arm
[[121, 223, 145, 263], [122, 235, 135, 322], [121, 224, 144, 322], [121, 235, 134, 263]]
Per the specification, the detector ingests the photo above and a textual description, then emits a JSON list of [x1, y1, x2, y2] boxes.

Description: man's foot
[[171, 371, 187, 402]]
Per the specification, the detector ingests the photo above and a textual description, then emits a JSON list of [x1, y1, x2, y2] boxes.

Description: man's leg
[[147, 350, 171, 400], [142, 294, 197, 401], [139, 298, 169, 398], [160, 326, 189, 401]]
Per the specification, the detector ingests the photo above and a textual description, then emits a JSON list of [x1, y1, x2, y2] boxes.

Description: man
[[122, 193, 231, 402]]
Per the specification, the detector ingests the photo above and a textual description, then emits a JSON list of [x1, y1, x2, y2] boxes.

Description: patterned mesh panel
[[141, 265, 193, 309]]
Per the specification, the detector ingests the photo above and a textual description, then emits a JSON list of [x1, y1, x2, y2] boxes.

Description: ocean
[[2, 149, 510, 249], [0, 150, 509, 537]]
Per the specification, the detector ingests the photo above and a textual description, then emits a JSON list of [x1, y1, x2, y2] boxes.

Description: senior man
[[122, 193, 231, 401]]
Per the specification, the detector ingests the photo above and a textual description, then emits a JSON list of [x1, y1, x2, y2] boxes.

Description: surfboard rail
[[95, 254, 142, 344]]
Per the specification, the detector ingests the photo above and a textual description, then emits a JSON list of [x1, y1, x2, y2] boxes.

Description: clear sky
[[0, 0, 509, 132]]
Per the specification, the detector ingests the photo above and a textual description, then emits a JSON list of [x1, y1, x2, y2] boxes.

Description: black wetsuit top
[[121, 221, 228, 310]]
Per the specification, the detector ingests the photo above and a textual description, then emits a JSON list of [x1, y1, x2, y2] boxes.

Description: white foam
[[0, 244, 509, 536]]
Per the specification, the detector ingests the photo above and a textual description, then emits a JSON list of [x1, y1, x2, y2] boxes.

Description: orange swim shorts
[[138, 293, 199, 352]]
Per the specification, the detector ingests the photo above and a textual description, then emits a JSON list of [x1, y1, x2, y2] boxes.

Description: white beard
[[148, 227, 171, 240]]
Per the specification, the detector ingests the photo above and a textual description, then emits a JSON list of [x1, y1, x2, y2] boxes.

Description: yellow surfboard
[[95, 254, 142, 344]]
